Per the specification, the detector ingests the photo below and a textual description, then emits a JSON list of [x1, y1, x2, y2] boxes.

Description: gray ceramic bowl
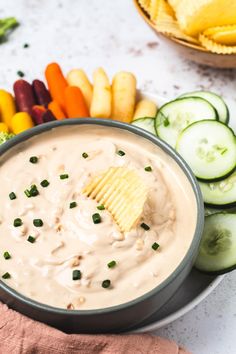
[[0, 119, 204, 333]]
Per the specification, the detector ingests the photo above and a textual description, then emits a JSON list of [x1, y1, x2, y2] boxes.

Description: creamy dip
[[0, 125, 197, 310]]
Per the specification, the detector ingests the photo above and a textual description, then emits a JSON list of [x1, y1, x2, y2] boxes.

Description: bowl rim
[[0, 118, 205, 316]]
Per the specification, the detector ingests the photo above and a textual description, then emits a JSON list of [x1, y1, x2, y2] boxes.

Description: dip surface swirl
[[0, 125, 196, 310]]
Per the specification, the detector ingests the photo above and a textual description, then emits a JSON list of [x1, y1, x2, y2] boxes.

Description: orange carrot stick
[[64, 86, 89, 118], [48, 101, 66, 120], [45, 63, 67, 111]]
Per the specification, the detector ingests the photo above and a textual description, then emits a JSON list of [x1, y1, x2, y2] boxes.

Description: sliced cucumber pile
[[195, 213, 236, 274], [199, 172, 236, 208], [132, 117, 156, 135], [155, 97, 218, 147], [176, 120, 236, 182], [180, 91, 229, 124]]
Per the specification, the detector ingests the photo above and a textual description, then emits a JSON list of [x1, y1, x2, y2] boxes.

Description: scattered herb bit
[[33, 219, 43, 227], [60, 174, 69, 180], [152, 242, 160, 251], [107, 260, 116, 268], [82, 152, 88, 159], [29, 156, 38, 164], [40, 179, 50, 188], [27, 235, 35, 243], [24, 189, 31, 198], [117, 150, 125, 156], [13, 218, 22, 227], [163, 117, 170, 127], [9, 192, 16, 200], [23, 43, 29, 48], [144, 166, 152, 172], [2, 272, 11, 279], [24, 184, 39, 198], [97, 204, 105, 210], [17, 70, 25, 78], [3, 251, 11, 260], [72, 269, 82, 280], [140, 222, 150, 231], [69, 201, 77, 209], [0, 17, 19, 44], [102, 279, 111, 289], [92, 213, 101, 224]]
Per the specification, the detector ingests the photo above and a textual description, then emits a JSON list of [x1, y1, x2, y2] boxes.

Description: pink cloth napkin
[[0, 302, 191, 354]]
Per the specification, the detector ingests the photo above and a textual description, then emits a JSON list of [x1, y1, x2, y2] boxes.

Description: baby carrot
[[48, 100, 66, 120], [11, 112, 34, 134], [45, 63, 67, 111], [32, 79, 51, 107], [0, 122, 9, 133], [31, 105, 46, 125], [64, 86, 89, 118], [0, 89, 16, 127], [13, 80, 36, 116]]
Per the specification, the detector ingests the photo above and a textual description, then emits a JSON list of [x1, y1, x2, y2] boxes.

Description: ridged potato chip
[[199, 33, 236, 54], [137, 0, 151, 12], [83, 167, 148, 232], [203, 25, 236, 45]]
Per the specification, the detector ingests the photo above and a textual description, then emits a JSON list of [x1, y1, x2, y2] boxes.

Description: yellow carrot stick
[[67, 69, 93, 109], [0, 89, 16, 127], [0, 122, 9, 133], [11, 112, 34, 134]]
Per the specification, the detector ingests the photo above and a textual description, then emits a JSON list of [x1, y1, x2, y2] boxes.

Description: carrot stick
[[48, 101, 66, 120], [45, 63, 67, 111], [64, 86, 89, 118]]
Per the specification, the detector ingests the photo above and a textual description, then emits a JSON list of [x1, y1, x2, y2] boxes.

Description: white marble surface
[[0, 0, 236, 353]]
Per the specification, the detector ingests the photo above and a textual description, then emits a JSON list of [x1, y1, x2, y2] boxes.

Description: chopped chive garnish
[[69, 201, 77, 209], [140, 222, 150, 231], [9, 192, 16, 200], [27, 236, 35, 243], [117, 150, 125, 156], [82, 152, 88, 159], [102, 279, 111, 289], [72, 269, 82, 280], [29, 184, 39, 197], [97, 204, 105, 210], [40, 179, 50, 188], [3, 252, 11, 260], [107, 260, 116, 268], [14, 218, 23, 227], [92, 213, 101, 224], [2, 272, 11, 279], [60, 174, 69, 180], [29, 156, 38, 164], [144, 166, 152, 172], [24, 189, 31, 197], [33, 219, 43, 227], [23, 43, 29, 48], [152, 242, 160, 251], [17, 70, 25, 78], [24, 185, 39, 198]]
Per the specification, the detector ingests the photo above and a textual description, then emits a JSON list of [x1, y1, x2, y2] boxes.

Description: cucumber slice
[[180, 91, 229, 124], [195, 213, 236, 274], [176, 120, 236, 182], [155, 97, 218, 147], [199, 171, 236, 208], [132, 117, 156, 135]]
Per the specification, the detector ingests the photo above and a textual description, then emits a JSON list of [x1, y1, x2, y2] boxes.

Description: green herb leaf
[[82, 152, 88, 159], [144, 166, 152, 172], [97, 204, 105, 210], [2, 272, 11, 279], [92, 213, 101, 224], [13, 218, 22, 227], [152, 242, 160, 251], [72, 269, 82, 280], [40, 179, 50, 188], [9, 192, 16, 200], [140, 222, 150, 231], [17, 70, 24, 78], [102, 279, 111, 289], [33, 219, 43, 227], [60, 174, 69, 180], [117, 150, 125, 156], [27, 236, 35, 243], [29, 156, 38, 164], [3, 251, 11, 260], [69, 201, 77, 209], [107, 260, 116, 268]]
